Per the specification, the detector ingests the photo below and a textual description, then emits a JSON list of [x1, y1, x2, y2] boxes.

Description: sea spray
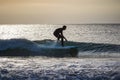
[[0, 39, 120, 57], [49, 40, 61, 47], [0, 57, 119, 80]]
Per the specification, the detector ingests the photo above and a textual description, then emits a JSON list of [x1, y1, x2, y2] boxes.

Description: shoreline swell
[[0, 38, 120, 58]]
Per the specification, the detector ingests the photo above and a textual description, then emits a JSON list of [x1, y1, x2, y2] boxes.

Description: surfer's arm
[[64, 38, 67, 41], [62, 36, 67, 41], [61, 32, 67, 41]]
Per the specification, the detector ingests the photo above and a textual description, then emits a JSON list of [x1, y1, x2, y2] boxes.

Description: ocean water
[[0, 24, 120, 57], [0, 57, 119, 80], [0, 24, 120, 44], [0, 24, 120, 80]]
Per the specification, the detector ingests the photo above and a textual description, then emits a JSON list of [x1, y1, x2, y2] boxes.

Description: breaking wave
[[0, 39, 120, 57]]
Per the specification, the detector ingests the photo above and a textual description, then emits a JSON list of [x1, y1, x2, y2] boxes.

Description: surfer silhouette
[[53, 25, 67, 47]]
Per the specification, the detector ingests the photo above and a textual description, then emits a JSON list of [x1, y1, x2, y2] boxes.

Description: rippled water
[[0, 24, 120, 80], [0, 24, 120, 44], [0, 57, 119, 80]]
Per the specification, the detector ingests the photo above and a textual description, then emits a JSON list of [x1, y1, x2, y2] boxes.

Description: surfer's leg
[[61, 37, 64, 47], [58, 37, 60, 41], [54, 34, 59, 41], [55, 34, 59, 42], [61, 38, 64, 47]]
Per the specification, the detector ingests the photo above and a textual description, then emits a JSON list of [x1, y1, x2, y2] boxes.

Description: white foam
[[0, 57, 119, 80]]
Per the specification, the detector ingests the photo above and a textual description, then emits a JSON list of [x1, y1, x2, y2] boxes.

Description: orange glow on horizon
[[0, 0, 120, 24]]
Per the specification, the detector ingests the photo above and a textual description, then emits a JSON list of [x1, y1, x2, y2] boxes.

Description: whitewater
[[0, 57, 120, 80], [0, 24, 120, 80]]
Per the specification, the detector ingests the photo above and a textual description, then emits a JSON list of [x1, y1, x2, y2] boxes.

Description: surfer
[[53, 25, 67, 47]]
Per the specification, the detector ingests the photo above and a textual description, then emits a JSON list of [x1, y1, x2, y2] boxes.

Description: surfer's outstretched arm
[[62, 35, 67, 41], [63, 37, 67, 41], [61, 32, 67, 41]]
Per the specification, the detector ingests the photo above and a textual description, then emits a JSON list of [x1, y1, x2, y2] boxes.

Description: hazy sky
[[0, 0, 120, 24]]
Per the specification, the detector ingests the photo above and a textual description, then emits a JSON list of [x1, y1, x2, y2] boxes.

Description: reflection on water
[[0, 24, 120, 44], [0, 57, 119, 80]]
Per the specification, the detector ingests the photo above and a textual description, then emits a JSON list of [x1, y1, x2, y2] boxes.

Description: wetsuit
[[53, 28, 64, 40]]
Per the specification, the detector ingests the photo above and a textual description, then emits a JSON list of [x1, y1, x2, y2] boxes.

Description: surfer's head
[[62, 25, 67, 30]]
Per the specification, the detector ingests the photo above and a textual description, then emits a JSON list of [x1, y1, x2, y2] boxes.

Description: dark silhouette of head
[[62, 25, 67, 30]]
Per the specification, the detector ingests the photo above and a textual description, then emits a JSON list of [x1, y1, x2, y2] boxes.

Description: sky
[[0, 0, 120, 24]]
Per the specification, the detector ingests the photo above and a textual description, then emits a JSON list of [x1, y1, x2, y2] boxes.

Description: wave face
[[0, 39, 120, 57], [0, 39, 77, 57]]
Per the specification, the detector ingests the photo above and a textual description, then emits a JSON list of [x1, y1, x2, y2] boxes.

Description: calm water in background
[[0, 24, 120, 44]]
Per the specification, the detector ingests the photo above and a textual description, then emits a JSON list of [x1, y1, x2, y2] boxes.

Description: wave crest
[[0, 38, 120, 57]]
